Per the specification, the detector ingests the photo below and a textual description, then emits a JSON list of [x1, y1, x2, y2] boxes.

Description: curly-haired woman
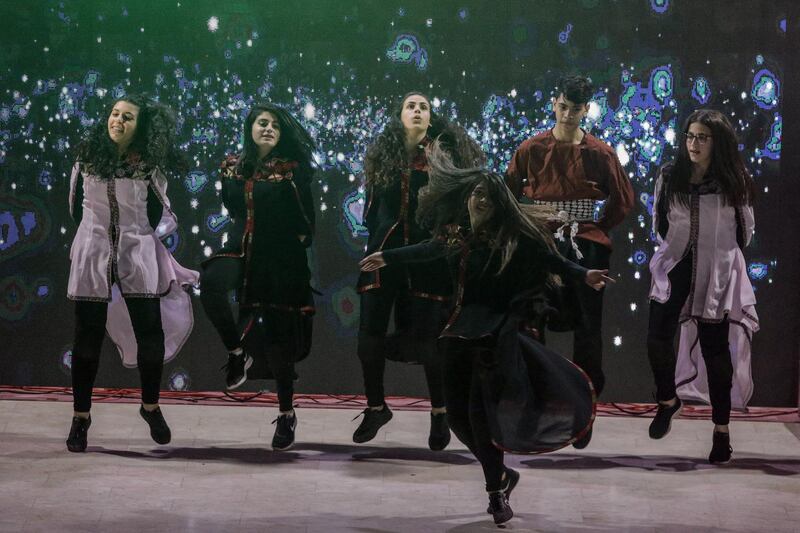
[[66, 94, 198, 452], [353, 92, 485, 449]]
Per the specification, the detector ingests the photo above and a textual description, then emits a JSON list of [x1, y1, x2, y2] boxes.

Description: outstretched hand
[[359, 252, 386, 272], [585, 269, 615, 290]]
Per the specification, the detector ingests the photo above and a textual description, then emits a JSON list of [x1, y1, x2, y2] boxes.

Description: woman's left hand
[[585, 269, 615, 290], [359, 252, 386, 272]]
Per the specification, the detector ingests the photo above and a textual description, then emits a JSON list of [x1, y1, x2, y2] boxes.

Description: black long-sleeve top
[[382, 229, 588, 339], [206, 154, 315, 308], [356, 141, 451, 300]]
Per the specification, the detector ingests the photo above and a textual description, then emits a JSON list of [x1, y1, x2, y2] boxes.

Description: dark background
[[1, 0, 797, 406]]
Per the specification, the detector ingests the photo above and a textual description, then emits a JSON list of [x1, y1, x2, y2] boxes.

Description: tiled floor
[[0, 400, 798, 532]]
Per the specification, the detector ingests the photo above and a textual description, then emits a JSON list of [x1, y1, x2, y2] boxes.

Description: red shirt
[[506, 129, 634, 249]]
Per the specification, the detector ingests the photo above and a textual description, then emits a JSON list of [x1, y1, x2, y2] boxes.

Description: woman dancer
[[354, 92, 484, 449], [199, 103, 316, 451], [66, 94, 198, 452], [647, 109, 758, 464], [360, 143, 607, 523]]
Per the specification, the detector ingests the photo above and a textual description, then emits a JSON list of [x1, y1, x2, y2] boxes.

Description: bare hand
[[585, 269, 615, 291], [359, 252, 386, 272]]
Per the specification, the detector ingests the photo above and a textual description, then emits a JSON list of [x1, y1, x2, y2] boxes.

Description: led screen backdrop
[[1, 0, 797, 405]]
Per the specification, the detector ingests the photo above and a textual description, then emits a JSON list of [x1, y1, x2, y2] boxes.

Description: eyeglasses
[[684, 132, 712, 145]]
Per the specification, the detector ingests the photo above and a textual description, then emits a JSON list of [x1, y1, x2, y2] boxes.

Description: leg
[[67, 300, 107, 452], [571, 239, 610, 396], [646, 255, 692, 439], [200, 257, 253, 388], [357, 287, 396, 407], [467, 351, 505, 492], [646, 255, 692, 403], [125, 297, 171, 445], [71, 300, 108, 413], [200, 257, 245, 350], [125, 297, 165, 406], [697, 320, 733, 427], [441, 338, 478, 456], [405, 296, 450, 450]]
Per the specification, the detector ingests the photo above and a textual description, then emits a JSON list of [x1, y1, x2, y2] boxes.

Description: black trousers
[[200, 257, 295, 411], [556, 238, 610, 397], [358, 266, 446, 409], [647, 254, 733, 425], [442, 338, 505, 492], [71, 298, 164, 412]]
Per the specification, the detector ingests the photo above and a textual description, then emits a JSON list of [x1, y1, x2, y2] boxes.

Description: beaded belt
[[531, 199, 606, 260]]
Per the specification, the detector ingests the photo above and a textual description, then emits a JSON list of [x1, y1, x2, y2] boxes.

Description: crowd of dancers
[[62, 75, 758, 525]]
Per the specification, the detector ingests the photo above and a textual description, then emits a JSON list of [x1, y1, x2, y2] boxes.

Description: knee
[[357, 333, 384, 362]]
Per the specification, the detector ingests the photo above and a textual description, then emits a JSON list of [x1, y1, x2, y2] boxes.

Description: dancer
[[647, 109, 758, 464], [506, 75, 634, 447], [66, 94, 198, 452], [360, 143, 607, 524], [199, 103, 316, 451], [353, 91, 484, 449]]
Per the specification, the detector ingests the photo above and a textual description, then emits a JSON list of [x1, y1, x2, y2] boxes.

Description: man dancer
[[506, 75, 634, 448]]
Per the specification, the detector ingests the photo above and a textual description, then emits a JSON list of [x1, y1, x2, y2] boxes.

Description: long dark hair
[[74, 93, 187, 177], [238, 103, 316, 179], [663, 109, 755, 208], [364, 91, 485, 189], [418, 142, 556, 273]]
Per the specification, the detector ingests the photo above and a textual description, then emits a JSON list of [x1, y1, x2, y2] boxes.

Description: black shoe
[[66, 415, 91, 452], [139, 406, 172, 445], [573, 425, 593, 449], [487, 491, 514, 525], [428, 412, 451, 451], [502, 467, 520, 502], [352, 405, 393, 443], [708, 431, 732, 465], [271, 413, 297, 451], [649, 398, 682, 439], [221, 350, 253, 390]]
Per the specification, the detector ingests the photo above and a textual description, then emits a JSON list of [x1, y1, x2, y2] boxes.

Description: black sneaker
[[66, 415, 91, 453], [221, 351, 253, 390], [139, 405, 172, 445], [648, 398, 682, 439], [352, 405, 393, 443], [503, 467, 520, 502], [271, 413, 297, 451], [573, 425, 593, 449], [708, 431, 733, 465], [487, 491, 514, 525], [428, 412, 451, 451]]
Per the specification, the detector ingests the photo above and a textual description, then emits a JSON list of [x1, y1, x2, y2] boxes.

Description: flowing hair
[[418, 142, 557, 274], [74, 93, 187, 177], [663, 108, 755, 208], [364, 91, 485, 189], [237, 102, 316, 179]]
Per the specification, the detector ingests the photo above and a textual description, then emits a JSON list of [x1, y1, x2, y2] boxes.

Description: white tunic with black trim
[[649, 171, 758, 409], [68, 160, 199, 367]]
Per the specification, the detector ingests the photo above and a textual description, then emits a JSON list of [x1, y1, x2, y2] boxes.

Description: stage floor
[[1, 399, 798, 532]]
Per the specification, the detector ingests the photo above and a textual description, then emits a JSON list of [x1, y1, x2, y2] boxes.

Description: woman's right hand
[[359, 252, 386, 272]]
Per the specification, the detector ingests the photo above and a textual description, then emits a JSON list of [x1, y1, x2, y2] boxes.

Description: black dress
[[383, 229, 596, 453], [202, 154, 315, 379]]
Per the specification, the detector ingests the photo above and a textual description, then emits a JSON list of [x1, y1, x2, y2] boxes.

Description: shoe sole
[[649, 405, 682, 440], [272, 442, 295, 451], [66, 443, 87, 453], [493, 509, 514, 525], [226, 356, 254, 391]]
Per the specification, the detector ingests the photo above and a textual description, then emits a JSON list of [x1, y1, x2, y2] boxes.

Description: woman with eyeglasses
[[360, 142, 606, 524], [646, 109, 758, 464]]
